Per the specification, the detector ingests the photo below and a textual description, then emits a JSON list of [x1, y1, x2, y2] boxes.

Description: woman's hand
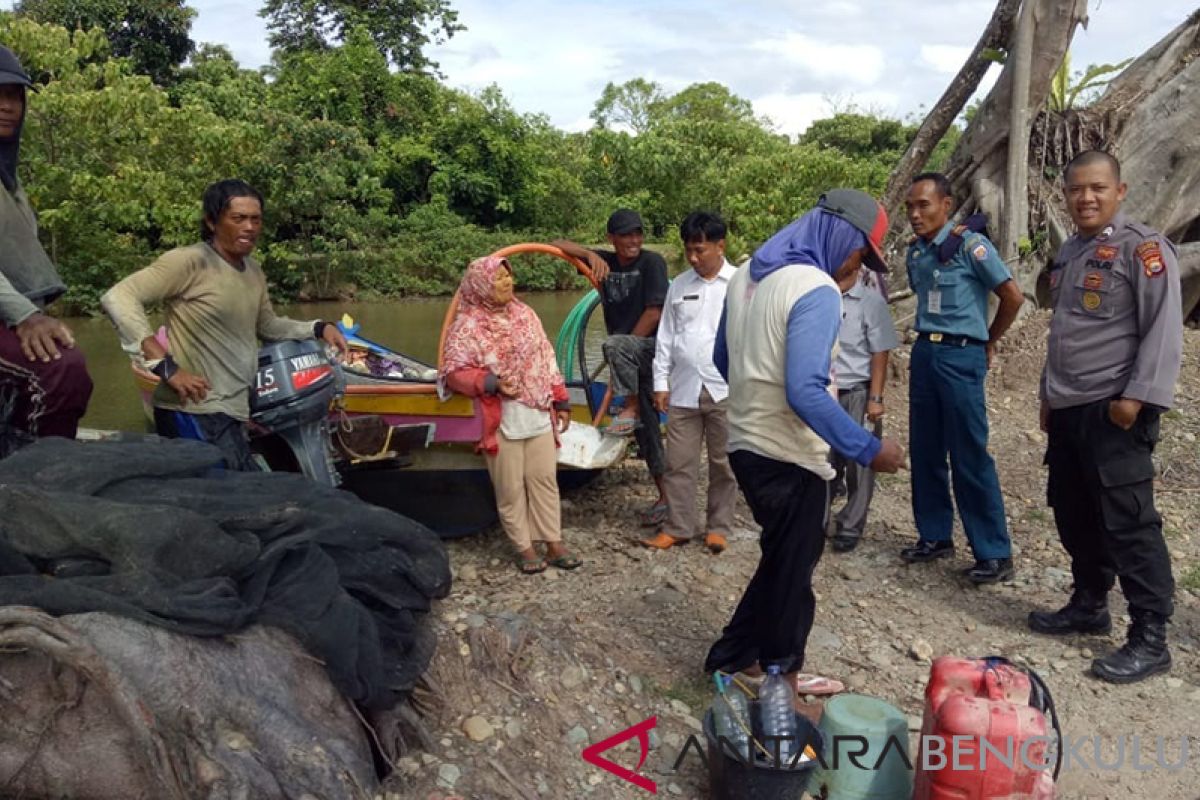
[[556, 409, 571, 432]]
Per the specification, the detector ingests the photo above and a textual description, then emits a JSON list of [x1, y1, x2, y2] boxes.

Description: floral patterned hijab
[[440, 256, 563, 409]]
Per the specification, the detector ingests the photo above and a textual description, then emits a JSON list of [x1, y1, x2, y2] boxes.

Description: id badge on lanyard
[[927, 268, 942, 315]]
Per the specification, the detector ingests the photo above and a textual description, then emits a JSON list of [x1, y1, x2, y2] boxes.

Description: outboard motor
[[249, 340, 341, 486]]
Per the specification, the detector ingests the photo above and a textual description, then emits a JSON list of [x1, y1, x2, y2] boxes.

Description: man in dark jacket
[[0, 46, 92, 448]]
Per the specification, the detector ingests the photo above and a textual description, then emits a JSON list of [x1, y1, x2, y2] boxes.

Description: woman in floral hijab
[[441, 256, 581, 573]]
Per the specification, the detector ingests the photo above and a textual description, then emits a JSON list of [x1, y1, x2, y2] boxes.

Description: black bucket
[[703, 706, 824, 800]]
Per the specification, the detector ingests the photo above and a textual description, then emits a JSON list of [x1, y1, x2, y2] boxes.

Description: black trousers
[[704, 450, 828, 674], [154, 408, 261, 472], [1045, 398, 1174, 619]]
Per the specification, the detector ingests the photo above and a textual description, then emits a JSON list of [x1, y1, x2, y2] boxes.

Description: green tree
[[259, 0, 463, 73], [590, 78, 664, 133], [170, 44, 269, 120], [801, 113, 912, 160], [14, 0, 195, 84]]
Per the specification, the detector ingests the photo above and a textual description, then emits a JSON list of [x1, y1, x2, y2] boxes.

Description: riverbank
[[379, 311, 1200, 800]]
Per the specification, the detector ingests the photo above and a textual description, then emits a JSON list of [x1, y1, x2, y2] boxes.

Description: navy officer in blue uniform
[[901, 173, 1024, 583], [1030, 150, 1182, 684]]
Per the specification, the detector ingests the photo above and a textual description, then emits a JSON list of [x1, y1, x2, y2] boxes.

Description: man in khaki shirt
[[103, 180, 346, 469]]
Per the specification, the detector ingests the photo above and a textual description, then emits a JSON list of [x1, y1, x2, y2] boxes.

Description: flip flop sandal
[[638, 501, 670, 527], [793, 674, 846, 696], [731, 671, 845, 697], [515, 555, 547, 575], [604, 417, 641, 437], [547, 553, 582, 570]]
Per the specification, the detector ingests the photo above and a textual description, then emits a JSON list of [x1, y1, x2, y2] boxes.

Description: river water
[[70, 292, 592, 431]]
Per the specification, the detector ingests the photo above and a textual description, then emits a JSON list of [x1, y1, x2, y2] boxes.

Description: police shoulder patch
[[1136, 240, 1165, 278], [971, 243, 988, 261]]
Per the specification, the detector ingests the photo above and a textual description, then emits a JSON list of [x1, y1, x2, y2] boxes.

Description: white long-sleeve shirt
[[652, 260, 737, 408]]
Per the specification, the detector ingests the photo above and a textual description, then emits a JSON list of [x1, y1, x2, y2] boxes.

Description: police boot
[[1027, 590, 1112, 635], [1091, 613, 1172, 684]]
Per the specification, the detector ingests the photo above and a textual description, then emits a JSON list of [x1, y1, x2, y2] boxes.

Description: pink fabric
[[440, 256, 564, 412]]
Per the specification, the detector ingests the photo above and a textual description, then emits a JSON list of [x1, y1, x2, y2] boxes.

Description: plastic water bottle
[[712, 675, 751, 757], [760, 665, 799, 765]]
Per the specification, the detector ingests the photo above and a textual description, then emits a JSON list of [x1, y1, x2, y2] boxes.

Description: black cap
[[0, 46, 34, 90], [815, 189, 890, 272], [607, 208, 643, 235]]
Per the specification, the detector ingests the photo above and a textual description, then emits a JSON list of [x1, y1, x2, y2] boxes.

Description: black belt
[[918, 332, 986, 347]]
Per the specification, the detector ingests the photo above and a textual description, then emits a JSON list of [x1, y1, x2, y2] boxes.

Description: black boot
[[1028, 590, 1112, 635], [1092, 614, 1171, 684]]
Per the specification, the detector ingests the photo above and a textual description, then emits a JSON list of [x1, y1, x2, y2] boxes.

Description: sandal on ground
[[705, 532, 727, 554], [638, 501, 670, 527], [515, 555, 547, 574], [546, 552, 582, 570], [793, 674, 846, 696], [641, 531, 688, 549], [733, 671, 845, 697], [604, 416, 641, 437]]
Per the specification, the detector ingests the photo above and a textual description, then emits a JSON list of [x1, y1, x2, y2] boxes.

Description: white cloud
[[753, 92, 834, 137], [920, 44, 972, 75], [751, 33, 885, 85]]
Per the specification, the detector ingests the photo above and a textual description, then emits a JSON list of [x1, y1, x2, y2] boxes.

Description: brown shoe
[[641, 532, 687, 549], [705, 533, 727, 554]]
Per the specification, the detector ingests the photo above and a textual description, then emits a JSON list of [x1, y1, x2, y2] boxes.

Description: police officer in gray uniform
[[1029, 150, 1182, 684]]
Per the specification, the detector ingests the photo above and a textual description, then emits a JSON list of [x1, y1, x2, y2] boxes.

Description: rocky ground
[[379, 312, 1200, 800]]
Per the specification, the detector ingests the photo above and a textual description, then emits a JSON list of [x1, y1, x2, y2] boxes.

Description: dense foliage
[[0, 11, 959, 312]]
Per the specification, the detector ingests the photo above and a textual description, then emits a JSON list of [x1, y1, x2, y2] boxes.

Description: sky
[[6, 1, 1197, 135]]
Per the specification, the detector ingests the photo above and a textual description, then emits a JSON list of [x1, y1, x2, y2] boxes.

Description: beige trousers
[[485, 430, 562, 552], [661, 388, 738, 539]]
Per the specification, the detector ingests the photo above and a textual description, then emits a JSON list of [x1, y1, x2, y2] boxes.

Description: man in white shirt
[[642, 212, 738, 553], [829, 271, 899, 552]]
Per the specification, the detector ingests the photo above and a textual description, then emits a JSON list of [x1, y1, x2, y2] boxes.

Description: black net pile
[[0, 437, 451, 709]]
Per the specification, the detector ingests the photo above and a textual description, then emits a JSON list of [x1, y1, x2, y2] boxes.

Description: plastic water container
[[812, 693, 913, 800], [711, 675, 751, 758], [760, 666, 799, 762]]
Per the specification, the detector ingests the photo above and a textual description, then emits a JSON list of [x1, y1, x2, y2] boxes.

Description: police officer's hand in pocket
[[1108, 397, 1142, 430], [869, 438, 906, 473]]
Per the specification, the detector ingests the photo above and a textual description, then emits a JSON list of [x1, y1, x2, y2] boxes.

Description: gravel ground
[[381, 312, 1200, 800]]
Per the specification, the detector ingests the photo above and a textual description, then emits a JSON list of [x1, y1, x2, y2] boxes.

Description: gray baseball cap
[[816, 189, 890, 272], [607, 208, 644, 235]]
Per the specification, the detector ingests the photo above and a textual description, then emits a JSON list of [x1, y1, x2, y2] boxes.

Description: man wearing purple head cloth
[[703, 189, 906, 695]]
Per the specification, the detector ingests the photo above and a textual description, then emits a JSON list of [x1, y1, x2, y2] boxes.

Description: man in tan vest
[[703, 189, 905, 696]]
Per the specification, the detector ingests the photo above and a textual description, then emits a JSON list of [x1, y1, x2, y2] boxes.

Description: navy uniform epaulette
[[937, 213, 990, 264]]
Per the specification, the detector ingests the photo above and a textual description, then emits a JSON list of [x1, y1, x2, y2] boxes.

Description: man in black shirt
[[553, 209, 670, 525]]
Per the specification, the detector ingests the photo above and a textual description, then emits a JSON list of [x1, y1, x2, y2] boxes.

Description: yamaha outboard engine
[[249, 339, 341, 486]]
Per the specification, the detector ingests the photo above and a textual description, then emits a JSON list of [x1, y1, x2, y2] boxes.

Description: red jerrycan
[[914, 656, 1059, 799]]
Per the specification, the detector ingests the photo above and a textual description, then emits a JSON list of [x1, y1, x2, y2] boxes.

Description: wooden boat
[[129, 243, 624, 537]]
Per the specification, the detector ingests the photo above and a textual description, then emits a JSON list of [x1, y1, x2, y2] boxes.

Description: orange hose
[[437, 243, 600, 371]]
